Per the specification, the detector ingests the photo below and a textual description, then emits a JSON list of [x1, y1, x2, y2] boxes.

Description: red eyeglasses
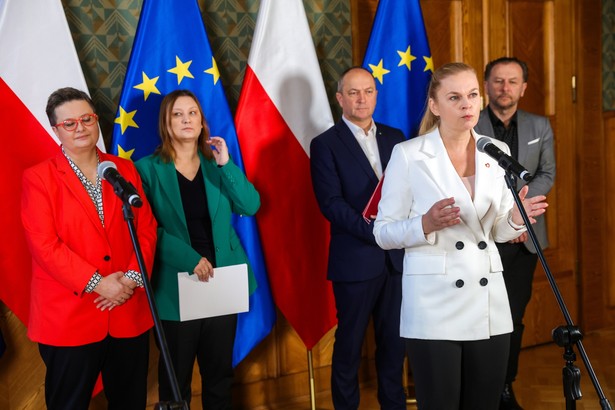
[[54, 113, 99, 131]]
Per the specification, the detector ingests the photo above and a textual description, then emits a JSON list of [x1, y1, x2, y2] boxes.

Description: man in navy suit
[[475, 57, 556, 410], [310, 67, 406, 409]]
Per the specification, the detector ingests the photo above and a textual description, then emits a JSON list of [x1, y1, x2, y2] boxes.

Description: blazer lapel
[[420, 130, 493, 240], [420, 130, 470, 206], [515, 110, 530, 167], [473, 131, 507, 237], [55, 154, 106, 238], [153, 158, 188, 229], [336, 121, 379, 183]]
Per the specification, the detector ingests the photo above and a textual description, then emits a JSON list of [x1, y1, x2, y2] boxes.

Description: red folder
[[362, 175, 384, 223]]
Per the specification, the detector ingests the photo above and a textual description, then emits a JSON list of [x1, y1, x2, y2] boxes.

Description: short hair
[[337, 66, 374, 93], [484, 57, 529, 82], [155, 89, 213, 162], [418, 62, 477, 135], [45, 87, 96, 126]]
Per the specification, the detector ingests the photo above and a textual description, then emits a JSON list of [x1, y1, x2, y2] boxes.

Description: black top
[[177, 167, 216, 267], [487, 105, 519, 160]]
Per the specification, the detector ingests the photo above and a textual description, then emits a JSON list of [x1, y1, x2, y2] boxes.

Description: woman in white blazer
[[374, 63, 547, 410]]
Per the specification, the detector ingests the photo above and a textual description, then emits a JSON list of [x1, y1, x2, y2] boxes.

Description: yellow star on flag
[[168, 56, 194, 85], [398, 46, 417, 70], [133, 72, 160, 101], [423, 56, 434, 73], [204, 57, 220, 85], [368, 59, 390, 84], [117, 145, 135, 160], [114, 106, 139, 134]]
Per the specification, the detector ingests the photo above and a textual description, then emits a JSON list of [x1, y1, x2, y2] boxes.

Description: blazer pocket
[[404, 253, 446, 275], [489, 251, 504, 273], [527, 137, 540, 145]]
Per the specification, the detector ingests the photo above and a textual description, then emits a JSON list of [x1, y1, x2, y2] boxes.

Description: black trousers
[[158, 315, 236, 410], [331, 267, 406, 410], [406, 334, 510, 410], [39, 331, 150, 410], [497, 241, 538, 383]]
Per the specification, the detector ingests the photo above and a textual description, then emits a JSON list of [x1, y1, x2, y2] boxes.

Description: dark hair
[[45, 87, 96, 126], [484, 57, 529, 82], [337, 66, 375, 93], [155, 89, 213, 162], [418, 62, 477, 135]]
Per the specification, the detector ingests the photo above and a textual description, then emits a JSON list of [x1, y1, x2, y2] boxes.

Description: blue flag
[[362, 0, 433, 139], [111, 0, 275, 366]]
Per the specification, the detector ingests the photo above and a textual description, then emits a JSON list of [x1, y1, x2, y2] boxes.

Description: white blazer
[[374, 128, 525, 341]]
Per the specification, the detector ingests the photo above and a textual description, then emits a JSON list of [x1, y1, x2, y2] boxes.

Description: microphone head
[[97, 161, 117, 179], [476, 137, 492, 153]]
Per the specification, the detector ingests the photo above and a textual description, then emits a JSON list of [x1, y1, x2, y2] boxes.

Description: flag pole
[[308, 349, 317, 409]]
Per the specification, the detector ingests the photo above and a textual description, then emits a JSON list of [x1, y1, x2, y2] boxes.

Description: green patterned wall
[[605, 0, 615, 110], [62, 0, 351, 148]]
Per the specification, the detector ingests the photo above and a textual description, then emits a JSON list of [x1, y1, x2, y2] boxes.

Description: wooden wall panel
[[509, 2, 549, 116], [606, 112, 615, 309], [481, 0, 581, 347], [575, 0, 614, 331]]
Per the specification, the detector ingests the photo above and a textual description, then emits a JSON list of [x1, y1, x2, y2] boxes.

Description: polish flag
[[235, 0, 337, 349], [0, 0, 104, 324]]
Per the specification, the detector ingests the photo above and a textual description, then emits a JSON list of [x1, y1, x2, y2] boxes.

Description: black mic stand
[[121, 201, 188, 410], [503, 171, 612, 410]]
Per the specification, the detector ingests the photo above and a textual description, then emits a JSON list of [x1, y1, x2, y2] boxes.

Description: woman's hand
[[511, 185, 548, 226], [207, 136, 229, 166], [422, 197, 461, 235], [194, 257, 214, 282], [93, 271, 134, 310]]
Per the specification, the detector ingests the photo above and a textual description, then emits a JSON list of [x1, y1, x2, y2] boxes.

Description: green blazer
[[136, 152, 259, 321]]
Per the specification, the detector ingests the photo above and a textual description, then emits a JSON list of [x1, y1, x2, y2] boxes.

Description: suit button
[[480, 278, 488, 286], [455, 279, 464, 288], [478, 241, 487, 250], [455, 241, 464, 250], [103, 255, 111, 261]]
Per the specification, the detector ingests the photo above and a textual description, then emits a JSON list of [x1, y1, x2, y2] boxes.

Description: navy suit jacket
[[310, 120, 404, 282]]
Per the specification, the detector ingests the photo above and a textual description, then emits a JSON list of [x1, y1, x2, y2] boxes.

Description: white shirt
[[342, 116, 382, 178]]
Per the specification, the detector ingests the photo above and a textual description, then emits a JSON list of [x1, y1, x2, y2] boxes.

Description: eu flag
[[111, 0, 275, 366], [362, 0, 433, 139]]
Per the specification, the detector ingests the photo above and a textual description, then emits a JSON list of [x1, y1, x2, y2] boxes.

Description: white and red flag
[[235, 0, 337, 349], [0, 0, 104, 324]]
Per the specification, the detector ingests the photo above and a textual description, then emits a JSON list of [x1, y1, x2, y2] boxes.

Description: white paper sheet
[[178, 263, 249, 321]]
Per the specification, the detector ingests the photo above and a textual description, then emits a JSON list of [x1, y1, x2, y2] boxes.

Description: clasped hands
[[93, 271, 137, 311]]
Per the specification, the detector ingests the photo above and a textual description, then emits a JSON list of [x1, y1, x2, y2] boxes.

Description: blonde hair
[[155, 89, 213, 163], [418, 62, 477, 135]]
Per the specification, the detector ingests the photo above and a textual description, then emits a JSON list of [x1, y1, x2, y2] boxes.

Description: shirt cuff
[[124, 270, 144, 287], [84, 271, 103, 294], [507, 215, 526, 230]]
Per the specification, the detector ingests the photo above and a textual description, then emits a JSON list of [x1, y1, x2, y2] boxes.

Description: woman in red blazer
[[21, 87, 157, 409]]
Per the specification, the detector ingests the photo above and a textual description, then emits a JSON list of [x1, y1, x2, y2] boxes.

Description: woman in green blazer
[[135, 89, 259, 409]]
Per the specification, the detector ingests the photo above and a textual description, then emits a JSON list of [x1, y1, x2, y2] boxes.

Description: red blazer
[[21, 150, 157, 346]]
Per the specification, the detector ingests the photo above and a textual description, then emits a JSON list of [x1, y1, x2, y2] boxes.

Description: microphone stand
[[121, 201, 188, 410], [503, 171, 612, 410]]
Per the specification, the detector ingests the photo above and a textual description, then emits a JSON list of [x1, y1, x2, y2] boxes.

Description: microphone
[[97, 161, 143, 207], [476, 137, 532, 182]]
